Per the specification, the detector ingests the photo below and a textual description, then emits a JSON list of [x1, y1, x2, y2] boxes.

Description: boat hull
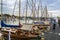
[[1, 20, 20, 27]]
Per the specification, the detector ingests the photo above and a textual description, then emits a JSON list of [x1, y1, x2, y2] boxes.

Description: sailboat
[[32, 0, 50, 32], [1, 0, 40, 40], [1, 0, 22, 27], [1, 20, 20, 27]]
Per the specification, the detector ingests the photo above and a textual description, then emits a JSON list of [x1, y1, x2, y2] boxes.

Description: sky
[[0, 0, 60, 17]]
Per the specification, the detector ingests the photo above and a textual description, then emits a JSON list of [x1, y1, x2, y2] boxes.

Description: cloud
[[0, 0, 60, 17], [48, 10, 60, 17], [42, 0, 60, 10]]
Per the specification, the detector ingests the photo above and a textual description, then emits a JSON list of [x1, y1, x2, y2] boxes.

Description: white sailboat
[[1, 0, 22, 28]]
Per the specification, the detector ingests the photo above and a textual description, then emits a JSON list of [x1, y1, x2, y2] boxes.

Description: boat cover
[[33, 21, 44, 24], [1, 20, 20, 27]]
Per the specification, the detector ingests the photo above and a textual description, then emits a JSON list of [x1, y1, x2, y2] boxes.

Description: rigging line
[[29, 0, 37, 18], [12, 0, 17, 15], [11, 0, 17, 23], [35, 0, 38, 21], [28, 0, 33, 10], [29, 0, 36, 11], [26, 0, 31, 17], [34, 0, 36, 15], [30, 0, 34, 18], [27, 0, 31, 10]]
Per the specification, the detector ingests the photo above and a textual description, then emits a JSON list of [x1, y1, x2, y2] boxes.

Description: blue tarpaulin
[[1, 20, 20, 27], [33, 21, 44, 24]]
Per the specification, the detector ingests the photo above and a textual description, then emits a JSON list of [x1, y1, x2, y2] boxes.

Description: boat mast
[[25, 0, 28, 23], [1, 0, 2, 28], [1, 0, 3, 21], [12, 0, 17, 23], [51, 13, 52, 18], [44, 6, 48, 20], [32, 0, 35, 22], [12, 0, 17, 16], [19, 0, 21, 25], [40, 0, 43, 19], [37, 0, 40, 21]]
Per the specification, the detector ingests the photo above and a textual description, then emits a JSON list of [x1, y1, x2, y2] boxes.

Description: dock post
[[8, 31, 11, 40]]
